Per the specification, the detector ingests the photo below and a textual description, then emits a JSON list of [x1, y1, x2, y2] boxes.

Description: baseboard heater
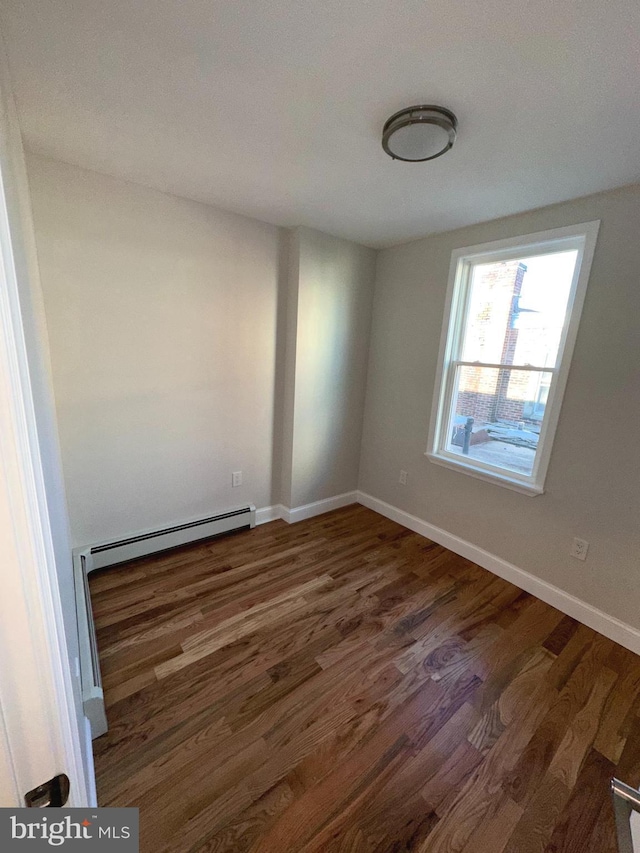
[[73, 504, 256, 739]]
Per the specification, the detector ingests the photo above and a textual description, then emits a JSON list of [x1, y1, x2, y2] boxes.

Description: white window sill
[[425, 451, 544, 496]]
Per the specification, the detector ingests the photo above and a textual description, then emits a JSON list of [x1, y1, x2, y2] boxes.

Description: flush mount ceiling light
[[382, 105, 458, 162]]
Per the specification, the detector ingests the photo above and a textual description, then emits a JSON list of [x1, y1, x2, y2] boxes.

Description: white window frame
[[426, 221, 600, 496]]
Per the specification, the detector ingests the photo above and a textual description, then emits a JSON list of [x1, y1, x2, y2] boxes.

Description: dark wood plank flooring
[[90, 505, 638, 852]]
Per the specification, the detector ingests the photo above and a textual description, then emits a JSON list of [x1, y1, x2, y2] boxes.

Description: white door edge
[[0, 30, 92, 807]]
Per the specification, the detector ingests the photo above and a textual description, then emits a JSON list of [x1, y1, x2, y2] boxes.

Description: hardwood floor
[[90, 505, 638, 852]]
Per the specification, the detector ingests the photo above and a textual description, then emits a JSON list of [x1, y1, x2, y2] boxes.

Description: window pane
[[461, 250, 578, 369], [446, 366, 553, 477]]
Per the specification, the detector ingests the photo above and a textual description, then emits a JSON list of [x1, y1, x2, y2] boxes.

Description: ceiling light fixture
[[382, 105, 458, 162]]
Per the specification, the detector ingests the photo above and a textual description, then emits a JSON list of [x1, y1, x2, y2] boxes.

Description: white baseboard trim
[[282, 491, 359, 524], [357, 490, 640, 657], [255, 492, 359, 526], [255, 505, 284, 526]]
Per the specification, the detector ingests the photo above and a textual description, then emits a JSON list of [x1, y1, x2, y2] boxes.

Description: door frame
[[0, 34, 93, 807]]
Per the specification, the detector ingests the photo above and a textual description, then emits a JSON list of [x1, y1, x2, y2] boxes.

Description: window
[[427, 222, 599, 495]]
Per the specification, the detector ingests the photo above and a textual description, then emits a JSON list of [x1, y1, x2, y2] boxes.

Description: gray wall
[[27, 155, 281, 546], [282, 227, 376, 508], [278, 229, 300, 508], [26, 157, 376, 544], [359, 184, 640, 628], [27, 151, 640, 635]]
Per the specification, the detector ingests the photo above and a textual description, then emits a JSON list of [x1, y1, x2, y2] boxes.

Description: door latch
[[25, 774, 70, 807]]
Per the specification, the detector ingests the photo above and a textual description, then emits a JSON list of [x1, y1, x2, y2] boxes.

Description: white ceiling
[[2, 1, 640, 247]]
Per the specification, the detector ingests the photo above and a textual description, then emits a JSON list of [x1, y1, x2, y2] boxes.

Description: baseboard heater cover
[[73, 505, 256, 739]]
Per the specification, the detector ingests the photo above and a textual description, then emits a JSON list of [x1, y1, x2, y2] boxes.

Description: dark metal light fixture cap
[[382, 105, 458, 162]]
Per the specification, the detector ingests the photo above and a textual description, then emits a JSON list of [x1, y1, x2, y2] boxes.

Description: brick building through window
[[455, 260, 546, 427]]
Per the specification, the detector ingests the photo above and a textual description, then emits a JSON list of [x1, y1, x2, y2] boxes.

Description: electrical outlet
[[399, 470, 408, 485], [232, 471, 243, 488], [570, 537, 589, 561]]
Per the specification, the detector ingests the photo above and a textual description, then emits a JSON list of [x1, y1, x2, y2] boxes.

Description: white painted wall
[[26, 155, 281, 546], [359, 184, 640, 630], [281, 227, 376, 508]]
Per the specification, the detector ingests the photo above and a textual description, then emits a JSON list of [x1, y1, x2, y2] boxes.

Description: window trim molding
[[426, 220, 600, 495]]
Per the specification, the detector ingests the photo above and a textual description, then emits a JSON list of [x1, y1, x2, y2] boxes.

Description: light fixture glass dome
[[382, 105, 458, 162]]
